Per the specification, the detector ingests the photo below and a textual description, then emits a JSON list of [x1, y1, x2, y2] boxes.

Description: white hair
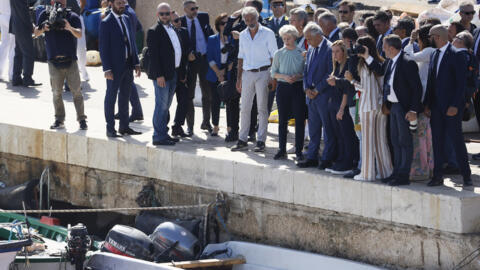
[[303, 22, 323, 37], [318, 12, 337, 25], [279, 25, 300, 39], [157, 2, 171, 11], [242, 6, 259, 20]]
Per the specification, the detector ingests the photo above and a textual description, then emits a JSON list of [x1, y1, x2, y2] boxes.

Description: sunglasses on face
[[462, 11, 476, 15], [219, 21, 227, 26], [159, 12, 170, 16], [338, 10, 350, 14], [173, 18, 181, 23], [191, 6, 199, 11]]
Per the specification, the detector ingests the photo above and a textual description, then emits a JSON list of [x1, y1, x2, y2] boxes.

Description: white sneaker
[[331, 169, 352, 175], [325, 168, 334, 173], [353, 175, 365, 181]]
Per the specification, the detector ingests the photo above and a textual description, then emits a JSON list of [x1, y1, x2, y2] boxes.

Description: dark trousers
[[226, 96, 240, 134], [430, 106, 471, 180], [186, 55, 211, 126], [268, 88, 276, 113], [12, 31, 35, 82], [208, 81, 221, 126], [389, 103, 413, 179], [173, 79, 193, 128], [276, 81, 306, 155], [116, 82, 143, 118], [306, 96, 325, 161], [104, 68, 132, 133], [328, 101, 358, 169]]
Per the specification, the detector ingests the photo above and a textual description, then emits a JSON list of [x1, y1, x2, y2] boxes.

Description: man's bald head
[[429, 25, 448, 48], [157, 3, 171, 24], [157, 2, 171, 12]]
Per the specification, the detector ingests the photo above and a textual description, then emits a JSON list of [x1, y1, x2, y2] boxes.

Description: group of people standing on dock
[[2, 0, 479, 187]]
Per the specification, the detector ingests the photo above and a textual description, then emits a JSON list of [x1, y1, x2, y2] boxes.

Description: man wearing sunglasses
[[147, 3, 187, 145], [459, 1, 477, 34], [265, 0, 288, 49], [338, 1, 356, 29], [180, 0, 214, 135]]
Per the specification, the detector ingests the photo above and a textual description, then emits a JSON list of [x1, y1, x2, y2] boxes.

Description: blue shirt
[[186, 16, 207, 55], [37, 10, 81, 60]]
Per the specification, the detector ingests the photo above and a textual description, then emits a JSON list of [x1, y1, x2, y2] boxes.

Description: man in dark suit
[[99, 0, 141, 138], [147, 3, 187, 145], [338, 1, 356, 29], [10, 0, 40, 86], [171, 10, 193, 138], [318, 12, 340, 42], [181, 0, 214, 133], [265, 0, 289, 48], [373, 11, 392, 58], [297, 23, 335, 169], [365, 35, 422, 185], [424, 25, 472, 187]]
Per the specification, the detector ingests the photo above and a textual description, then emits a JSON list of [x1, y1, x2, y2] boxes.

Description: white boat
[[85, 252, 183, 270], [0, 239, 32, 270]]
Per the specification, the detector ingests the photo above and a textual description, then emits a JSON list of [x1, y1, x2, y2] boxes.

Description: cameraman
[[35, 0, 87, 130]]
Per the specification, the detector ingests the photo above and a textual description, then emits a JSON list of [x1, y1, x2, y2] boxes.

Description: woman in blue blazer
[[206, 13, 233, 136]]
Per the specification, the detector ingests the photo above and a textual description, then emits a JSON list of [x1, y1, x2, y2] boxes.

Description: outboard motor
[[66, 223, 91, 270], [102, 225, 154, 261], [150, 222, 201, 262]]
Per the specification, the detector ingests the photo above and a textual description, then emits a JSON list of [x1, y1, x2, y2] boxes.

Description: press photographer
[[34, 0, 87, 130]]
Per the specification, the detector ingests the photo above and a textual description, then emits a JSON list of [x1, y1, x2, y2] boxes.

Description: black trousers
[[226, 96, 240, 134], [12, 31, 35, 83], [208, 81, 222, 126], [186, 55, 211, 126], [173, 78, 194, 128], [276, 81, 306, 154]]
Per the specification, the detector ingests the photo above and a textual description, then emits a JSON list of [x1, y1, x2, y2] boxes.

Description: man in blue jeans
[[147, 2, 187, 145]]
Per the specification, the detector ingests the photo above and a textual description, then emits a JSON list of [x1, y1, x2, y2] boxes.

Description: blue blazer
[[206, 34, 232, 83], [425, 43, 467, 111], [99, 13, 139, 76], [303, 39, 333, 102]]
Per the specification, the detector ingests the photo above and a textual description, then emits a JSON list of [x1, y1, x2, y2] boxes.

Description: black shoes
[[225, 132, 238, 142], [172, 126, 188, 137], [107, 131, 122, 138], [186, 128, 194, 137], [119, 128, 142, 135], [231, 140, 248, 151], [388, 178, 410, 186], [254, 141, 265, 152], [129, 116, 144, 122], [464, 178, 473, 187], [344, 168, 360, 178], [381, 174, 396, 184], [296, 159, 318, 168], [274, 150, 287, 160], [427, 178, 444, 187], [153, 140, 175, 146], [79, 120, 88, 130], [318, 161, 332, 170], [11, 79, 23, 86], [248, 134, 256, 142], [167, 135, 179, 142], [50, 120, 64, 129], [201, 122, 213, 133], [23, 80, 42, 87]]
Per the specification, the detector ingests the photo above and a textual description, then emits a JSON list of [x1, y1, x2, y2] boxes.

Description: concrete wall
[[135, 0, 244, 31], [1, 152, 480, 270]]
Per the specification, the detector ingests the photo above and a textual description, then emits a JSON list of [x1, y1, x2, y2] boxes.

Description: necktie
[[432, 49, 441, 78], [119, 16, 132, 59], [190, 19, 197, 52], [384, 61, 393, 96]]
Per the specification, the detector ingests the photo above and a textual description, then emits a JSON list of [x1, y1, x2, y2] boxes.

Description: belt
[[247, 65, 270, 72]]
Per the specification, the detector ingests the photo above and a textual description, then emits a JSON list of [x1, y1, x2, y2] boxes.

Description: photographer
[[35, 0, 87, 130]]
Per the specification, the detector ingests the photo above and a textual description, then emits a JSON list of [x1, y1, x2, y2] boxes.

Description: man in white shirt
[[0, 0, 15, 81], [231, 7, 278, 152]]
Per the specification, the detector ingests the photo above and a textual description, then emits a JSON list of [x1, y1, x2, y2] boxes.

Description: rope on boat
[[0, 204, 211, 214]]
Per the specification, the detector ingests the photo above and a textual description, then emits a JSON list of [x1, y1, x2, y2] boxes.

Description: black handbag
[[217, 79, 239, 102]]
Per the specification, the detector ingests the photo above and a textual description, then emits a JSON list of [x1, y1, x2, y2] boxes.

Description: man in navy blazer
[[318, 12, 341, 42], [424, 25, 473, 187], [365, 34, 423, 186], [181, 0, 215, 133], [297, 23, 335, 169], [99, 0, 141, 138]]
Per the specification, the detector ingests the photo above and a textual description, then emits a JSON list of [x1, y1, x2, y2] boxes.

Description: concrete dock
[[1, 62, 480, 269]]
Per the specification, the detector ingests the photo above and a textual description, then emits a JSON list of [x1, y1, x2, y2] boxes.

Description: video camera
[[347, 41, 365, 57], [43, 2, 71, 31], [221, 43, 235, 54]]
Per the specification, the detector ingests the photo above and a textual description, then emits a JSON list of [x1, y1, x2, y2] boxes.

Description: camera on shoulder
[[45, 2, 71, 31]]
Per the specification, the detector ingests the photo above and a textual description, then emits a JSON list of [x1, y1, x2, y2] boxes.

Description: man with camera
[[35, 0, 87, 130]]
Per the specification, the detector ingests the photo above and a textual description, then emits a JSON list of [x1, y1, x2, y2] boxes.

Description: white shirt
[[0, 0, 11, 16], [186, 16, 207, 55], [220, 40, 228, 64], [238, 25, 278, 70], [163, 24, 182, 68], [112, 11, 132, 59], [436, 42, 449, 76], [386, 52, 401, 103], [404, 44, 435, 101]]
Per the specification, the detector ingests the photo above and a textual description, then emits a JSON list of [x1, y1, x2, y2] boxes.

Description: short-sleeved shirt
[[37, 10, 81, 60], [238, 25, 278, 70], [271, 47, 305, 82]]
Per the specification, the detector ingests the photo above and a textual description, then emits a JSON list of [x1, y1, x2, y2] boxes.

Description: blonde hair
[[331, 40, 348, 75]]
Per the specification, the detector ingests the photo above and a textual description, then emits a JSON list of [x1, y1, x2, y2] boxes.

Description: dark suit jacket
[[9, 0, 33, 35], [367, 51, 422, 113], [425, 43, 467, 111], [304, 39, 333, 100], [181, 12, 213, 53], [326, 28, 341, 42], [265, 15, 289, 48], [147, 21, 187, 82], [224, 15, 266, 37], [206, 34, 233, 83], [473, 28, 480, 61], [99, 13, 139, 76]]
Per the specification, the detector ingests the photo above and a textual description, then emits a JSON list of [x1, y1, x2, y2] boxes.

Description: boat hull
[[0, 251, 18, 270]]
